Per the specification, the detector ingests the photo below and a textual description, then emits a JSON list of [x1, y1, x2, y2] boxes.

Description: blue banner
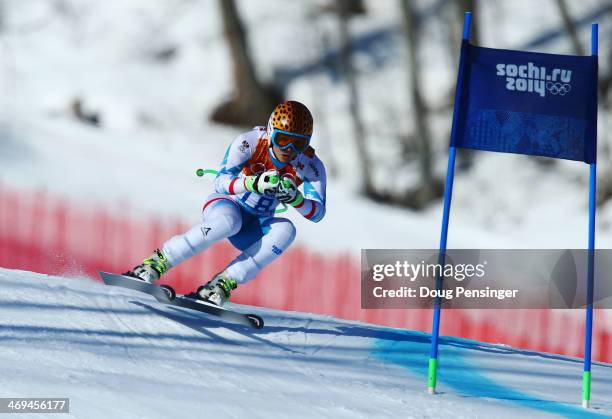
[[451, 41, 598, 163]]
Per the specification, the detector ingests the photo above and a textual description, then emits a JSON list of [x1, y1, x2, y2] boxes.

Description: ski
[[100, 272, 264, 329], [172, 294, 264, 329], [100, 271, 174, 303]]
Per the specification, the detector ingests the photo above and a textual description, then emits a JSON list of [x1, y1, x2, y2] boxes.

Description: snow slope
[[1, 267, 611, 419], [1, 0, 612, 252]]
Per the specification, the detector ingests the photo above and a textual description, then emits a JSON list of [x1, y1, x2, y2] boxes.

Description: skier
[[125, 101, 326, 306]]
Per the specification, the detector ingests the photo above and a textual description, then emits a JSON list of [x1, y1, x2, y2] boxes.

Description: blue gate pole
[[428, 11, 472, 395], [582, 22, 598, 409]]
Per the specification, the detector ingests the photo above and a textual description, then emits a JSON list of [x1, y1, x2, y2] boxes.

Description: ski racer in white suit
[[126, 101, 327, 306]]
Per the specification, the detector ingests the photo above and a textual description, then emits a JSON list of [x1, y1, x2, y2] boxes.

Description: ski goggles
[[270, 129, 311, 153]]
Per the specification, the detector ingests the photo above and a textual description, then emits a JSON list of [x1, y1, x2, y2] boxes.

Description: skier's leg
[[193, 217, 296, 305], [162, 195, 243, 267], [225, 217, 297, 284], [127, 194, 242, 282]]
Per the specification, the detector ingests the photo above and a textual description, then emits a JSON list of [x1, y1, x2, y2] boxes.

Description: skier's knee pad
[[202, 199, 242, 237], [217, 212, 243, 237]]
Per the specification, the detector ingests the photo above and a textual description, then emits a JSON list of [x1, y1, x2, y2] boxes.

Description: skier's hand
[[276, 176, 304, 206], [245, 170, 279, 197]]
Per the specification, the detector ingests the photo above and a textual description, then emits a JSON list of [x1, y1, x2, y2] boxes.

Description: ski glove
[[244, 170, 279, 197], [276, 176, 304, 206]]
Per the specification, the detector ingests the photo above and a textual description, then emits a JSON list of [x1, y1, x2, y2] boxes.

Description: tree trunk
[[402, 0, 433, 185], [210, 0, 282, 128], [555, 0, 585, 55], [337, 0, 375, 195], [400, 0, 443, 208]]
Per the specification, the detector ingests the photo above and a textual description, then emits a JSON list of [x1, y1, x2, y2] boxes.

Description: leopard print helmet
[[267, 101, 313, 138]]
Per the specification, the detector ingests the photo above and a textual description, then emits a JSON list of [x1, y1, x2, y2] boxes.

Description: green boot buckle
[[143, 251, 169, 276], [219, 277, 238, 296]]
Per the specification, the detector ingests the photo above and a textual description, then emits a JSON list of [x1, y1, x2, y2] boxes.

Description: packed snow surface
[[1, 268, 611, 418]]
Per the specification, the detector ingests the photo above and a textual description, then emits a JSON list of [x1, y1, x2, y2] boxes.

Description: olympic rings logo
[[546, 82, 571, 95]]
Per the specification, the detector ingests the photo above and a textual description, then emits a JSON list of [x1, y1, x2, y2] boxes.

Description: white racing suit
[[161, 126, 326, 284]]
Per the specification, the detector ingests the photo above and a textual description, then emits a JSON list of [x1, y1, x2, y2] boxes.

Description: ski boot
[[186, 272, 238, 306], [125, 249, 171, 283]]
